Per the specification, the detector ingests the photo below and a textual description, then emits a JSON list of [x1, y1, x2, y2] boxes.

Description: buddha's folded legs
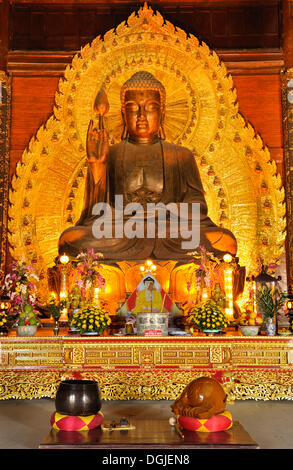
[[58, 224, 155, 261], [59, 220, 236, 262], [152, 227, 236, 260]]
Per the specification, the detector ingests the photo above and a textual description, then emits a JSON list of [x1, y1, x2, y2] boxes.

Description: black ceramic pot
[[55, 380, 101, 416]]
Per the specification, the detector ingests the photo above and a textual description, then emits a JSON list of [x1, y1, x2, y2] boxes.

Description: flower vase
[[240, 325, 259, 336], [266, 317, 275, 336], [202, 329, 222, 336], [53, 319, 60, 335]]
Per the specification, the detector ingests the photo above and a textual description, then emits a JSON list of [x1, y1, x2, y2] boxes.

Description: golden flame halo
[[8, 3, 286, 293]]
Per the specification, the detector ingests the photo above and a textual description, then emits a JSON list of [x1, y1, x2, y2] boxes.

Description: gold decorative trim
[[281, 68, 293, 285], [0, 71, 11, 284], [0, 371, 61, 400], [61, 369, 235, 401], [1, 368, 293, 401]]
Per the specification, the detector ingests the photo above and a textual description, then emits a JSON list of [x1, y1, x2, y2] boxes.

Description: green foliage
[[44, 298, 67, 320], [256, 285, 287, 318]]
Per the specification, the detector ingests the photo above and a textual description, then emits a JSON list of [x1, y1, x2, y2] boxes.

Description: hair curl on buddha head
[[120, 71, 166, 110]]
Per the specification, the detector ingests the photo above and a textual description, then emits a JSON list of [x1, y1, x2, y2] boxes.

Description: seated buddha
[[131, 276, 168, 315], [58, 71, 237, 263]]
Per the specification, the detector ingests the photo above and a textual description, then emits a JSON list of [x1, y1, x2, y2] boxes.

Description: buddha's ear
[[159, 125, 166, 140], [121, 109, 128, 140], [121, 108, 126, 125], [159, 108, 166, 140]]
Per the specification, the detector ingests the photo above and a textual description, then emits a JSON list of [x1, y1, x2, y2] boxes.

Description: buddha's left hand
[[86, 119, 109, 164]]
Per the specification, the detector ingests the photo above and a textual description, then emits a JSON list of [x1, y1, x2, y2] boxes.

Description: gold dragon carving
[[2, 368, 293, 401]]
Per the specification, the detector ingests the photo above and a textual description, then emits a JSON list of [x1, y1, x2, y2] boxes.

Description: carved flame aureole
[[8, 3, 286, 298]]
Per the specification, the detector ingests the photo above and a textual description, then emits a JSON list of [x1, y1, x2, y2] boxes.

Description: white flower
[[21, 285, 27, 294]]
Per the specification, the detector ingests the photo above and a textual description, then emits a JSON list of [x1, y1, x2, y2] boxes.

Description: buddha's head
[[143, 276, 155, 291], [120, 71, 166, 144]]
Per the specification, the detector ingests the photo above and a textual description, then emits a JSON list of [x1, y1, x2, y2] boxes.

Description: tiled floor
[[0, 398, 293, 449]]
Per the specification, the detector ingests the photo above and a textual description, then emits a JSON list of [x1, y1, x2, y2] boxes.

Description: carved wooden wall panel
[[0, 72, 11, 282], [281, 69, 293, 286], [234, 74, 284, 179], [9, 1, 281, 51]]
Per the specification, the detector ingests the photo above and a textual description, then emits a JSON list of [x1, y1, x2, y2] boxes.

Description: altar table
[[39, 419, 259, 449], [1, 328, 293, 401]]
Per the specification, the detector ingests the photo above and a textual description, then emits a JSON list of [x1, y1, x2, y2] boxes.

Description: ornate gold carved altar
[[1, 332, 293, 401]]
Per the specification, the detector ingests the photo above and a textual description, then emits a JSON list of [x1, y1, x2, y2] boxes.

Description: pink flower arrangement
[[4, 261, 39, 313], [75, 249, 105, 294], [190, 246, 221, 291]]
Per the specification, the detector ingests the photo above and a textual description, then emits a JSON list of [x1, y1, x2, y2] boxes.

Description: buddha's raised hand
[[86, 120, 108, 191], [86, 86, 110, 164], [86, 120, 109, 164]]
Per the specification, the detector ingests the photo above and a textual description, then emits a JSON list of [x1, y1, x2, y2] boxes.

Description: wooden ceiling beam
[[7, 49, 284, 75]]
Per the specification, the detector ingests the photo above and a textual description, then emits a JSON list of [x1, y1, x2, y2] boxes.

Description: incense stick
[[175, 422, 184, 440], [161, 293, 166, 312]]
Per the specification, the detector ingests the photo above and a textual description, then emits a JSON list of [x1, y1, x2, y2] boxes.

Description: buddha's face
[[123, 89, 164, 144], [144, 280, 155, 291]]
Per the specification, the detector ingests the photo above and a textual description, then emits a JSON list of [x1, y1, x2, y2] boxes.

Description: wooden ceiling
[[6, 0, 281, 51]]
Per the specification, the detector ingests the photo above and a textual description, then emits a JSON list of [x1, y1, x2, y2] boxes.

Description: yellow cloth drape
[[132, 289, 167, 314]]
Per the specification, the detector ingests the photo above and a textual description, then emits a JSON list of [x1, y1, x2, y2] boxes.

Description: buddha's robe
[[131, 288, 166, 315], [58, 139, 236, 261]]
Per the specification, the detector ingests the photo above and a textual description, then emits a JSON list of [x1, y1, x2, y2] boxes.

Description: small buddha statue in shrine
[[58, 71, 237, 263], [131, 276, 168, 314], [211, 283, 227, 310]]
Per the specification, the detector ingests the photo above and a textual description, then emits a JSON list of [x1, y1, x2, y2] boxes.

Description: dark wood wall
[[9, 1, 281, 51]]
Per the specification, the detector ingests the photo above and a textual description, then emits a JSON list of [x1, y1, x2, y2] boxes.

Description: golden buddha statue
[[58, 71, 237, 263]]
